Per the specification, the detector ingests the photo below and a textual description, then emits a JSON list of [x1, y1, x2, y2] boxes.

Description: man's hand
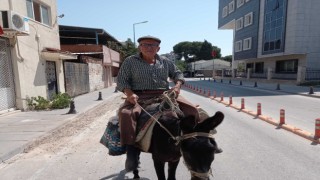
[[127, 93, 139, 105], [171, 80, 183, 96], [123, 89, 139, 105]]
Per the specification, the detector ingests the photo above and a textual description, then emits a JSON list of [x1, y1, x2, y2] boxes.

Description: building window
[[244, 12, 253, 27], [236, 17, 243, 31], [243, 37, 252, 50], [26, 0, 51, 26], [262, 0, 286, 54], [222, 6, 228, 18], [276, 59, 298, 73], [237, 0, 245, 8], [235, 40, 242, 52], [255, 62, 264, 73], [229, 1, 235, 14]]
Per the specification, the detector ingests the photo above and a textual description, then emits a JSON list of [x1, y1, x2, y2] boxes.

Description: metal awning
[[41, 48, 77, 60]]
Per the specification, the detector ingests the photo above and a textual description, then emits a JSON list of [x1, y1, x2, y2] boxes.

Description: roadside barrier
[[254, 82, 258, 87], [280, 109, 285, 124], [220, 92, 224, 101], [276, 83, 281, 90], [229, 79, 231, 84], [241, 98, 245, 109], [315, 119, 320, 138], [309, 86, 314, 94], [97, 91, 103, 100], [67, 100, 77, 114], [229, 95, 233, 105], [207, 90, 211, 97], [240, 80, 242, 85], [213, 90, 216, 98], [257, 103, 261, 115]]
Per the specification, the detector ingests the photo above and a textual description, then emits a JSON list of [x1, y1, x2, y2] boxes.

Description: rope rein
[[137, 90, 215, 179], [137, 91, 215, 145]]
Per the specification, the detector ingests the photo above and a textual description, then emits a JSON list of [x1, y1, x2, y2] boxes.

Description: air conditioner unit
[[0, 10, 30, 36]]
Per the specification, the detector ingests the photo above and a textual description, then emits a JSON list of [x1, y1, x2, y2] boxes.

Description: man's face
[[138, 39, 160, 58]]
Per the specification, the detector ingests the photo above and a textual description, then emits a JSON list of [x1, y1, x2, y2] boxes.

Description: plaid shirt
[[117, 53, 184, 92]]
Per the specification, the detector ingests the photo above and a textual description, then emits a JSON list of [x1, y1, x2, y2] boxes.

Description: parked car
[[195, 73, 204, 77]]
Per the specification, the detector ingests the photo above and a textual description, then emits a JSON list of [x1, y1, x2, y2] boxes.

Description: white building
[[0, 0, 76, 112]]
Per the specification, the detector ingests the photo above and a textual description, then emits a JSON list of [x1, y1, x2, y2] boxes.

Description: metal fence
[[64, 62, 89, 97], [305, 69, 320, 80], [0, 38, 15, 111]]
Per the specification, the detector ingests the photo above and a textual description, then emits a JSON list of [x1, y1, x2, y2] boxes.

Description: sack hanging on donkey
[[100, 115, 126, 156]]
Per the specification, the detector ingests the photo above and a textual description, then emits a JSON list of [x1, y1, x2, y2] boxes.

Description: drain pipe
[[8, 0, 13, 10]]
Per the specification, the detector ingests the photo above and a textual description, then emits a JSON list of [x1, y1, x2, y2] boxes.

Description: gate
[[64, 62, 89, 97], [45, 61, 58, 100], [0, 38, 16, 111]]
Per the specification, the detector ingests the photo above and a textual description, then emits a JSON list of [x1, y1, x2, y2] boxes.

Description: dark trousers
[[118, 92, 200, 145]]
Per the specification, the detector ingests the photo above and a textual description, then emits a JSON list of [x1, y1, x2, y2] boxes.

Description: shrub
[[26, 93, 72, 111], [51, 93, 72, 109]]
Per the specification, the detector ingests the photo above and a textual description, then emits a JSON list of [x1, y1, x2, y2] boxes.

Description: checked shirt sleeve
[[116, 58, 132, 92]]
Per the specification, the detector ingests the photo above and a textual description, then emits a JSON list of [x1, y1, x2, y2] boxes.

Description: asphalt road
[[186, 79, 320, 134], [0, 89, 319, 180]]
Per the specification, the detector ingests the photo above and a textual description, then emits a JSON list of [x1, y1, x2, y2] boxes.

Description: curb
[[183, 84, 320, 144]]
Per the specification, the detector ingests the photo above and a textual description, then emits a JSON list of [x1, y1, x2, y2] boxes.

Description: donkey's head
[[179, 111, 224, 179]]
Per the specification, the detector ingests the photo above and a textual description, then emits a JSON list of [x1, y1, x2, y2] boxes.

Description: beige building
[[0, 0, 76, 112]]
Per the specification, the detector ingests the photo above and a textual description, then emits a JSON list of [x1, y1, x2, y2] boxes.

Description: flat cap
[[137, 35, 161, 43]]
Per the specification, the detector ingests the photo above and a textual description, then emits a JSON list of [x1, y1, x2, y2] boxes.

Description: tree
[[173, 41, 202, 62], [212, 46, 222, 59], [175, 60, 187, 72], [221, 55, 232, 63], [121, 38, 138, 59], [173, 40, 222, 62], [198, 40, 213, 60]]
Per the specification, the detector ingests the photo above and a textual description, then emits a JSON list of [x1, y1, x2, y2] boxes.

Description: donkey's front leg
[[168, 160, 180, 180], [153, 159, 166, 180]]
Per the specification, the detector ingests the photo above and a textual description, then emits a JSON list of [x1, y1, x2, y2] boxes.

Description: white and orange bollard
[[257, 103, 261, 115], [315, 118, 320, 138], [241, 98, 245, 109], [229, 95, 233, 105], [280, 109, 285, 124]]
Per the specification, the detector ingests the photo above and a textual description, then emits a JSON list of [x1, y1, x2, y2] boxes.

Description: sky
[[56, 0, 234, 56]]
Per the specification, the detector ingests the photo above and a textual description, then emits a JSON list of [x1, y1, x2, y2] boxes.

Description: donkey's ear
[[180, 115, 197, 133], [195, 111, 224, 132]]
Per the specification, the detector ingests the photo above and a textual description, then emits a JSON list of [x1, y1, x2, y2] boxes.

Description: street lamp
[[133, 21, 148, 47]]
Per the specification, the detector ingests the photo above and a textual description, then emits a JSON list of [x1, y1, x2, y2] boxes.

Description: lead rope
[[136, 91, 180, 142], [137, 104, 177, 141]]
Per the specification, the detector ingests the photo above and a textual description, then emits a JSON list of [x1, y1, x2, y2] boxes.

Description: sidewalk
[[0, 84, 121, 162], [190, 78, 320, 98]]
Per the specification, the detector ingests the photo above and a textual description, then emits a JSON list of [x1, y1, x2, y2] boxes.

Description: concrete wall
[[1, 0, 63, 110], [87, 59, 105, 92]]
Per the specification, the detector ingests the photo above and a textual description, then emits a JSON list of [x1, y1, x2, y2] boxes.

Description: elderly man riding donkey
[[116, 35, 224, 180]]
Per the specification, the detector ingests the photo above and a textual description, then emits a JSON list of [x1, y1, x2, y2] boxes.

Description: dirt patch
[[23, 95, 124, 154]]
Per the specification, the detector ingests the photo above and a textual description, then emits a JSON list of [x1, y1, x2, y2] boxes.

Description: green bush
[[26, 93, 72, 111], [51, 93, 72, 109]]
